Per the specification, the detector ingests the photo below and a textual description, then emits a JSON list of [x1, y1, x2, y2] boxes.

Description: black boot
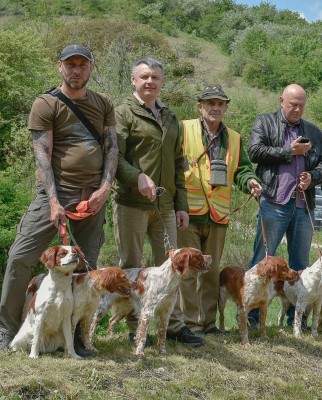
[[74, 323, 95, 358]]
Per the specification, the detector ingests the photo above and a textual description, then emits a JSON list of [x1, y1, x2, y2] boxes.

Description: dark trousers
[[0, 187, 106, 336]]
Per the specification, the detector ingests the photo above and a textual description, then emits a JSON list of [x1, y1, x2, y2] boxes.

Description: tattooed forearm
[[32, 130, 57, 200], [101, 125, 118, 187]]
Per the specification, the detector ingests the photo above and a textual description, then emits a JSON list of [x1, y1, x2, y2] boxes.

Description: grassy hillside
[[0, 299, 321, 400]]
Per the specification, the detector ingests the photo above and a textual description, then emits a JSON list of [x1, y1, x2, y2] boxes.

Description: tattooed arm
[[32, 130, 66, 227], [87, 125, 118, 214]]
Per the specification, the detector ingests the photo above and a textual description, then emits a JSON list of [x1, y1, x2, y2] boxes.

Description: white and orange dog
[[219, 256, 299, 347], [90, 248, 212, 358], [269, 256, 322, 338], [71, 267, 132, 354], [10, 246, 85, 359], [16, 264, 133, 357]]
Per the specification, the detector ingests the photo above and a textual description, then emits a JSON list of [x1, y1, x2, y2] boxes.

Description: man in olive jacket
[[113, 56, 204, 346]]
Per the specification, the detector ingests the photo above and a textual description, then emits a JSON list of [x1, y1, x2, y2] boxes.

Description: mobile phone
[[300, 137, 310, 143]]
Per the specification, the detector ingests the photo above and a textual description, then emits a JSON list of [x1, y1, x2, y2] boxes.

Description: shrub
[[0, 171, 34, 277]]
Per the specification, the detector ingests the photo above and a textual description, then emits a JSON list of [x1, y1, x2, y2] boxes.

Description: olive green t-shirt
[[28, 88, 116, 189]]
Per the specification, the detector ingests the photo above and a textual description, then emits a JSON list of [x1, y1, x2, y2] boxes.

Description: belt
[[290, 191, 297, 199]]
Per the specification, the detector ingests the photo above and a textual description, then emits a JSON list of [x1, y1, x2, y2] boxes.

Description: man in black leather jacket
[[247, 83, 322, 328]]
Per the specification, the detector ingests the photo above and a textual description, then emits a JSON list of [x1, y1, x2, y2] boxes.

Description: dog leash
[[217, 193, 255, 223], [153, 186, 175, 255], [256, 196, 269, 260]]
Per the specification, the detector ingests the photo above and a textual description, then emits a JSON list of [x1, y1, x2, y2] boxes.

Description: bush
[[0, 24, 56, 169], [181, 40, 202, 58], [306, 87, 322, 126], [0, 171, 34, 277]]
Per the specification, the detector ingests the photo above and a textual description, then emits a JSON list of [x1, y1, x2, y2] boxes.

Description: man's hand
[[298, 171, 311, 191], [49, 197, 66, 228], [138, 173, 156, 202], [291, 136, 312, 156], [249, 179, 263, 199], [176, 210, 189, 230], [88, 184, 111, 215]]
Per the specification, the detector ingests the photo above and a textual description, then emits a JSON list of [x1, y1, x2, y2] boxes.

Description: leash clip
[[156, 187, 166, 197]]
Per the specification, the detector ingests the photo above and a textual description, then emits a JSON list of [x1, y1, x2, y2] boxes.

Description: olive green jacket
[[114, 95, 188, 212]]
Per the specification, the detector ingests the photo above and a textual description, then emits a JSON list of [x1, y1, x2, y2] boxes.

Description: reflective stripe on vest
[[182, 119, 240, 224]]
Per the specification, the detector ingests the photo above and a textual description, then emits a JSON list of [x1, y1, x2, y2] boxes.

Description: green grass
[[1, 300, 321, 400]]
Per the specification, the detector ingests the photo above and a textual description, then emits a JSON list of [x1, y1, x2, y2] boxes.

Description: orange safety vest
[[182, 119, 240, 224]]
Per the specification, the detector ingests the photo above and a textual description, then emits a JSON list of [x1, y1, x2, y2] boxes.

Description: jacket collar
[[132, 92, 165, 109]]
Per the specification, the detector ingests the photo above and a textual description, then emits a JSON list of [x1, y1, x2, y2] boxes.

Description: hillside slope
[[167, 31, 278, 111]]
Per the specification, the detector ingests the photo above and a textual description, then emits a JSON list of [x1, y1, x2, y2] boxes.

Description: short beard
[[64, 76, 89, 90]]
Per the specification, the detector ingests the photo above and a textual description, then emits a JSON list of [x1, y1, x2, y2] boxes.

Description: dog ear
[[90, 267, 118, 292], [257, 257, 279, 281], [40, 247, 59, 270], [266, 258, 279, 282], [173, 251, 190, 275], [256, 258, 268, 278]]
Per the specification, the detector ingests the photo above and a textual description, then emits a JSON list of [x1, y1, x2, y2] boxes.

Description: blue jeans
[[248, 197, 313, 324]]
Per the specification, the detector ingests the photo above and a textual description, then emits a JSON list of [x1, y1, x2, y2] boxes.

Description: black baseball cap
[[198, 84, 230, 103], [60, 44, 93, 62]]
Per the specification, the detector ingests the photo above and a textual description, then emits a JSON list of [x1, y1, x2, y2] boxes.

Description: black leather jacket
[[248, 108, 322, 210]]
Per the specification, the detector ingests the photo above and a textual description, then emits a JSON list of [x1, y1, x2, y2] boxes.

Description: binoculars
[[209, 159, 228, 187]]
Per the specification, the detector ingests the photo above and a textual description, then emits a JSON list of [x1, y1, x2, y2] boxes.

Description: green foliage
[[0, 170, 34, 276], [1, 0, 322, 277], [307, 87, 322, 126], [7, 0, 118, 17], [230, 23, 322, 92], [0, 123, 35, 275], [181, 40, 202, 58], [0, 24, 56, 168], [224, 89, 261, 139], [4, 0, 322, 94]]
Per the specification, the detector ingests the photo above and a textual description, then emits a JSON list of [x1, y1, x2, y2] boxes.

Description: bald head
[[280, 84, 307, 124]]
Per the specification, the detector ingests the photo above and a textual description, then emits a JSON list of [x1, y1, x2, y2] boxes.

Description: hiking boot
[[166, 326, 204, 346], [74, 324, 95, 357], [0, 328, 13, 350], [128, 332, 153, 347], [193, 330, 205, 338], [205, 326, 230, 335]]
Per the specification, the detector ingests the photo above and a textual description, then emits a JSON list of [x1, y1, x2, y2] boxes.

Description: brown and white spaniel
[[218, 256, 299, 348], [16, 264, 132, 357], [269, 256, 322, 338], [10, 246, 85, 359], [90, 247, 212, 358], [71, 266, 132, 354]]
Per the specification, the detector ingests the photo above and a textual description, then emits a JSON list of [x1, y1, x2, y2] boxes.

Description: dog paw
[[135, 349, 145, 358]]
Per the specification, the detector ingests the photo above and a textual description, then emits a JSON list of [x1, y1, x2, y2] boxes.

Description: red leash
[[65, 200, 94, 220], [59, 224, 68, 245]]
